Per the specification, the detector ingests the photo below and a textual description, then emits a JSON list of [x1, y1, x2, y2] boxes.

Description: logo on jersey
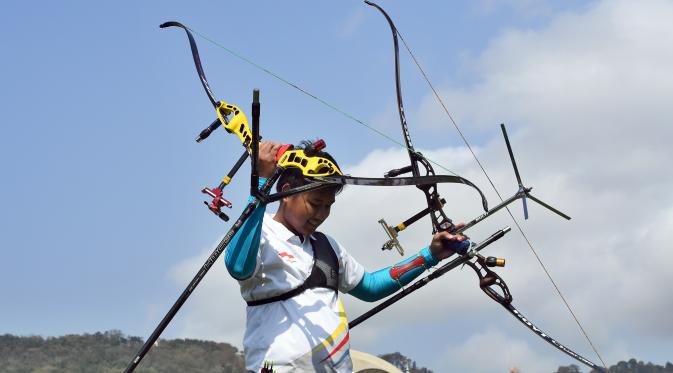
[[278, 251, 297, 263]]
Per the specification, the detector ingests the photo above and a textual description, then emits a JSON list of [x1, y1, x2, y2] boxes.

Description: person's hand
[[429, 223, 469, 260], [257, 141, 283, 178]]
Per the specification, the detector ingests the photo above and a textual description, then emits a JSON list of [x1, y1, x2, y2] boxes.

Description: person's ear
[[280, 183, 292, 204]]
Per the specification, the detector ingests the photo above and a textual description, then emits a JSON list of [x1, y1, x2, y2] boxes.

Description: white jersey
[[238, 213, 365, 372]]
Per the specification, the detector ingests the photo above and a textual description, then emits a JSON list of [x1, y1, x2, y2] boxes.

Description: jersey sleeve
[[224, 177, 268, 280], [225, 203, 266, 280], [325, 235, 365, 293]]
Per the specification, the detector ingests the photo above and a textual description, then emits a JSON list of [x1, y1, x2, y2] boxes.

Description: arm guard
[[349, 247, 438, 302]]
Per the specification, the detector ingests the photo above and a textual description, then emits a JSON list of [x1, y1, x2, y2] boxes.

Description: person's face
[[281, 187, 336, 237]]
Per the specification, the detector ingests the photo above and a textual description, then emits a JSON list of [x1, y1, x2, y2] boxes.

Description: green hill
[[0, 331, 244, 373], [0, 331, 433, 372], [1, 331, 670, 372]]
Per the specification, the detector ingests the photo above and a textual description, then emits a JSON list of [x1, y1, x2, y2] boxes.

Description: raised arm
[[225, 142, 283, 280], [225, 179, 267, 280]]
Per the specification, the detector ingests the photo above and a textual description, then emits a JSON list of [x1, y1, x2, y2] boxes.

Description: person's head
[[275, 140, 342, 237]]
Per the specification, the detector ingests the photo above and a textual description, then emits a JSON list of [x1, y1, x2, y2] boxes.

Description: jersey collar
[[267, 213, 316, 243]]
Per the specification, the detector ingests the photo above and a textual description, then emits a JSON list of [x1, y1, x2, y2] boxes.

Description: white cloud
[[439, 329, 559, 372], [168, 237, 247, 348]]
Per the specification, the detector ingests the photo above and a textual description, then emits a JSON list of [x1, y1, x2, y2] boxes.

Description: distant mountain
[[1, 331, 669, 372], [378, 352, 433, 373], [0, 331, 438, 372], [556, 360, 673, 373], [0, 330, 244, 372]]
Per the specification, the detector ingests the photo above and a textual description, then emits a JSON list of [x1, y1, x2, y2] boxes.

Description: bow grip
[[441, 238, 471, 256]]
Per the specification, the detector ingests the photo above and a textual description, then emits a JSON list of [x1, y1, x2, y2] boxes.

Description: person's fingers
[[436, 230, 465, 242], [269, 143, 282, 156], [258, 142, 282, 158]]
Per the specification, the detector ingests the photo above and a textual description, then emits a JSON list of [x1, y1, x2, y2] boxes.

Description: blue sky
[[3, 1, 672, 372]]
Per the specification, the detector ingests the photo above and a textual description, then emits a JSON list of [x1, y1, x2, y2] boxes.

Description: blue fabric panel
[[224, 177, 268, 280], [349, 247, 438, 302]]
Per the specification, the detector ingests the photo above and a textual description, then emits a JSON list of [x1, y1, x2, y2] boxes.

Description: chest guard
[[246, 232, 339, 306]]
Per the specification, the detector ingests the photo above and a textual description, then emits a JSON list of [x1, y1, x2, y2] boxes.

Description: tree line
[[0, 331, 670, 372]]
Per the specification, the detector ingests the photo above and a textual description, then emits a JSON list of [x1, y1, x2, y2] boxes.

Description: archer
[[225, 140, 470, 372]]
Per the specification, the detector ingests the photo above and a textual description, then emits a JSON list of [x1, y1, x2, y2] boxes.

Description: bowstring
[[396, 30, 608, 370], [186, 25, 607, 369], [188, 27, 460, 178]]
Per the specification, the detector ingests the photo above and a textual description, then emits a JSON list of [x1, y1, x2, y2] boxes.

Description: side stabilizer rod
[[500, 123, 570, 221]]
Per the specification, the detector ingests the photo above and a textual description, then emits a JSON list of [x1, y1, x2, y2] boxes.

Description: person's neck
[[273, 210, 304, 242]]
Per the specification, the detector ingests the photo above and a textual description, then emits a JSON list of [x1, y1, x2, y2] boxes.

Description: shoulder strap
[[246, 231, 339, 307], [304, 232, 339, 291]]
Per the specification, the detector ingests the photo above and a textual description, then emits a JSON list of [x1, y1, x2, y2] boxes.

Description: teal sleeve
[[348, 247, 438, 302], [224, 177, 267, 280]]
